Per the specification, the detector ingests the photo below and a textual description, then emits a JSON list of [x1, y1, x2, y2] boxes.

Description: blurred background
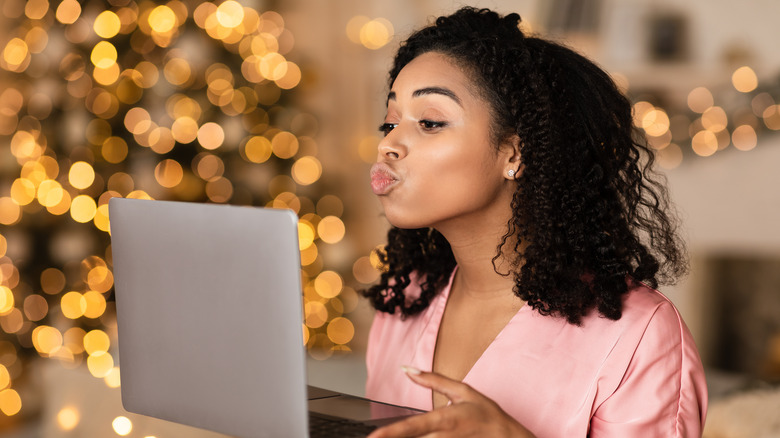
[[0, 0, 779, 436]]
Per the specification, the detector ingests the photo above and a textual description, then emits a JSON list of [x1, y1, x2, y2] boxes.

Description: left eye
[[419, 120, 447, 130]]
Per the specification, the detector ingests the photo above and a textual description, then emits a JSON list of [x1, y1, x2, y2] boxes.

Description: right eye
[[378, 123, 397, 136]]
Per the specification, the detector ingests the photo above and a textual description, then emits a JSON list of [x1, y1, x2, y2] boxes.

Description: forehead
[[390, 52, 479, 100]]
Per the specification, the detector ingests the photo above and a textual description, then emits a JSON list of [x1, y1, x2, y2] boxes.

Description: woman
[[362, 7, 707, 438]]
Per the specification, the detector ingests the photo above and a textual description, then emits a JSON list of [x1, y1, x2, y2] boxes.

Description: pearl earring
[[507, 169, 516, 178]]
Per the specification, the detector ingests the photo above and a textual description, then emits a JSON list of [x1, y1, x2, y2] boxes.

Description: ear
[[500, 134, 522, 180]]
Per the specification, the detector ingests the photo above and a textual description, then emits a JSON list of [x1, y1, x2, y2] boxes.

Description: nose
[[377, 130, 407, 162]]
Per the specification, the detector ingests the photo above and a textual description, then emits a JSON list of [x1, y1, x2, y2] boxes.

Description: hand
[[367, 366, 535, 438]]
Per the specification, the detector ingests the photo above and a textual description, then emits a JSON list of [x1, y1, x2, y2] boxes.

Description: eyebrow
[[387, 86, 462, 107]]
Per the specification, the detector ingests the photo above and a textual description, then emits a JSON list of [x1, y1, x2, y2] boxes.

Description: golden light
[[23, 294, 48, 321], [64, 327, 86, 354], [171, 116, 199, 143], [102, 136, 129, 163], [47, 190, 72, 216], [55, 0, 81, 24], [258, 52, 286, 80], [71, 195, 98, 223], [0, 198, 22, 225], [37, 180, 64, 208], [0, 389, 21, 416], [0, 234, 6, 258], [216, 1, 245, 28], [763, 105, 780, 130], [300, 244, 319, 266], [346, 16, 371, 44], [243, 136, 272, 163], [87, 351, 114, 378], [0, 309, 23, 334], [360, 18, 394, 50], [94, 10, 122, 39], [701, 106, 728, 132], [154, 160, 184, 188], [197, 122, 225, 150], [353, 256, 380, 284], [304, 301, 328, 328], [3, 38, 29, 69], [33, 325, 63, 356], [0, 365, 9, 391], [271, 131, 299, 159], [0, 286, 14, 315], [87, 266, 114, 293], [205, 177, 233, 203], [94, 204, 111, 232], [327, 317, 355, 345], [10, 178, 35, 206], [83, 330, 110, 355], [61, 291, 87, 319], [732, 125, 757, 151], [732, 66, 758, 93], [90, 41, 118, 69], [104, 367, 121, 388], [148, 5, 177, 33], [25, 27, 49, 54], [691, 130, 718, 157], [10, 130, 39, 159], [94, 63, 121, 86], [164, 57, 191, 86], [298, 221, 315, 250], [291, 156, 322, 185], [133, 61, 159, 88], [57, 406, 80, 431], [687, 87, 714, 113], [314, 271, 343, 299], [317, 216, 345, 244], [641, 109, 670, 137], [24, 0, 48, 20], [41, 268, 66, 295], [112, 416, 133, 436], [69, 161, 96, 189]]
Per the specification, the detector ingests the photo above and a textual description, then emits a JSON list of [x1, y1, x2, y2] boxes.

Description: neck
[[436, 213, 519, 300]]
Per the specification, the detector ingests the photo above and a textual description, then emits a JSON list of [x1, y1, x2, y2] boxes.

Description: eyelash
[[377, 120, 448, 136]]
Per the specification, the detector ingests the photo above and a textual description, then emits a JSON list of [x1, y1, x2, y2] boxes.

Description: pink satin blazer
[[366, 271, 707, 437]]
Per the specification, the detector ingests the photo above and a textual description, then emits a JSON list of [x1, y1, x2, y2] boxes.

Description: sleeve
[[589, 302, 708, 437]]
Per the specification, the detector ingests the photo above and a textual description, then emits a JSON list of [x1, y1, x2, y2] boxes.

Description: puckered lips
[[369, 163, 399, 195]]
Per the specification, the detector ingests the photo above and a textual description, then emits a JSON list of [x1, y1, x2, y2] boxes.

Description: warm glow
[[687, 87, 714, 113], [216, 1, 245, 28], [641, 109, 670, 137], [61, 291, 87, 319], [90, 41, 118, 69], [360, 18, 394, 50], [244, 136, 272, 163], [0, 389, 22, 416], [57, 406, 80, 431], [83, 291, 107, 318], [691, 130, 718, 157], [317, 216, 345, 244], [148, 6, 177, 33], [0, 365, 9, 391], [314, 271, 343, 299], [3, 38, 29, 67], [327, 317, 355, 344], [731, 125, 757, 151], [94, 11, 122, 39], [88, 351, 114, 378], [298, 221, 315, 250], [37, 180, 64, 207], [732, 66, 758, 93], [271, 131, 299, 158], [33, 325, 63, 355], [154, 159, 184, 188], [56, 0, 82, 24], [291, 156, 322, 185], [83, 330, 110, 354], [701, 106, 728, 132], [0, 286, 14, 315], [69, 161, 96, 189], [197, 122, 225, 150], [104, 367, 121, 388], [112, 416, 133, 436]]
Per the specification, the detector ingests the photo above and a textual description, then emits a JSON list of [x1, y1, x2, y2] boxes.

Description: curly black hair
[[363, 7, 688, 324]]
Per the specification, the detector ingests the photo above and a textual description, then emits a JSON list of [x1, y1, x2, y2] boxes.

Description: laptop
[[109, 198, 422, 438]]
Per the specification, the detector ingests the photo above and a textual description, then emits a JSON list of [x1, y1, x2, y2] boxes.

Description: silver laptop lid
[[110, 198, 308, 438]]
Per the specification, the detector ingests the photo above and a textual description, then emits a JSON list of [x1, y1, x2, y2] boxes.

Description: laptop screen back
[[110, 198, 308, 438]]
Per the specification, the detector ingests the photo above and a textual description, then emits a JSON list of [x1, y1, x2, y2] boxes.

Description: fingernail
[[401, 365, 421, 375]]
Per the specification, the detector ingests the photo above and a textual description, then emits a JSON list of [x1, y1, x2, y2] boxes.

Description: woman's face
[[370, 52, 517, 232]]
